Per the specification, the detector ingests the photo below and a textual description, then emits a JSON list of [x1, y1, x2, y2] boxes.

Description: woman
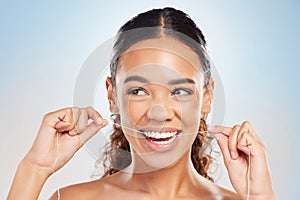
[[8, 7, 277, 200]]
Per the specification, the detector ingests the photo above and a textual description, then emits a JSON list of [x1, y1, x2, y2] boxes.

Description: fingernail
[[69, 130, 77, 136], [231, 151, 238, 159]]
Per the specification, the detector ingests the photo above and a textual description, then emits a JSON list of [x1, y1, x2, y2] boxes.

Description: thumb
[[216, 134, 232, 167], [78, 119, 108, 144]]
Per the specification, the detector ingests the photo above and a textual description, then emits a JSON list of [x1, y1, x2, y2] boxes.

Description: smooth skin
[[8, 107, 108, 199], [8, 37, 277, 200], [8, 109, 275, 200]]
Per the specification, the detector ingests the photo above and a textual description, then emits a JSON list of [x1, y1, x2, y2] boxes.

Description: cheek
[[181, 98, 202, 127], [180, 104, 201, 146], [178, 100, 201, 152], [120, 96, 149, 125]]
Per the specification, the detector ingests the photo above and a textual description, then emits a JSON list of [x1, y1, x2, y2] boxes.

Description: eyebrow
[[124, 76, 149, 84], [168, 78, 195, 85], [123, 75, 195, 85]]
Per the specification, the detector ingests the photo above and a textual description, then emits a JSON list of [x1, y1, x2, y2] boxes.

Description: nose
[[146, 103, 174, 122]]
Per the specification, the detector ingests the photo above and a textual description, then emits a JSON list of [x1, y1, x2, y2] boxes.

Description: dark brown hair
[[100, 7, 213, 181]]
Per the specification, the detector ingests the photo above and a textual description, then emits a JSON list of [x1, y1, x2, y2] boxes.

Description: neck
[[123, 149, 201, 198]]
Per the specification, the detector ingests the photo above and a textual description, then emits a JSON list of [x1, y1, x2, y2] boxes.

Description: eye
[[171, 88, 194, 96], [127, 87, 148, 96]]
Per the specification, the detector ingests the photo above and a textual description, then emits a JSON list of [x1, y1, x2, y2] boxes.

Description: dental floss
[[53, 122, 251, 200], [52, 132, 60, 200], [112, 122, 252, 199], [247, 147, 251, 200]]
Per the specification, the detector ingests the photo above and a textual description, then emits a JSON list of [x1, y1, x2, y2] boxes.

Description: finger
[[41, 108, 76, 135], [237, 131, 255, 155], [237, 130, 265, 157], [54, 107, 80, 134], [239, 121, 265, 148], [73, 108, 88, 134], [84, 106, 104, 125], [216, 134, 232, 167], [71, 107, 81, 124], [208, 125, 232, 137], [55, 121, 75, 133], [228, 125, 240, 160], [75, 106, 105, 139], [61, 107, 103, 136], [43, 108, 72, 127], [78, 119, 108, 144]]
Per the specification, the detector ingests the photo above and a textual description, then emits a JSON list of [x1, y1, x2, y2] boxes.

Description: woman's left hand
[[208, 121, 277, 200]]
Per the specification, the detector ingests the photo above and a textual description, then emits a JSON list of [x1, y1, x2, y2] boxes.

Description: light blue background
[[1, 1, 299, 199]]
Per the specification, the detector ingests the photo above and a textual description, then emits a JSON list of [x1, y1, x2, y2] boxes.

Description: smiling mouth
[[139, 130, 181, 145]]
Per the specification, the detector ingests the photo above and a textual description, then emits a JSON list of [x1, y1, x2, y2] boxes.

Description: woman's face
[[111, 37, 206, 171]]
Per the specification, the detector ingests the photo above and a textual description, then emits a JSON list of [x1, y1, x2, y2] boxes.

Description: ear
[[106, 77, 119, 113], [201, 77, 214, 117]]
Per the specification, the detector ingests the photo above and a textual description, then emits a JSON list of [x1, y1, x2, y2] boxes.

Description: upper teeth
[[142, 131, 177, 139]]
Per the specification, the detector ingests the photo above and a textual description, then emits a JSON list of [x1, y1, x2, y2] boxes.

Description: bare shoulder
[[49, 180, 100, 200], [49, 172, 145, 200], [49, 172, 242, 200], [217, 186, 242, 200], [194, 176, 242, 200], [49, 178, 117, 200]]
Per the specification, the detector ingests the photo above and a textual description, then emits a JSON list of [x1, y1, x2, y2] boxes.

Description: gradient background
[[1, 1, 299, 199]]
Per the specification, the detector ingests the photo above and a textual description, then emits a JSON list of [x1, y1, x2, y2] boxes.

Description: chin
[[131, 142, 191, 173]]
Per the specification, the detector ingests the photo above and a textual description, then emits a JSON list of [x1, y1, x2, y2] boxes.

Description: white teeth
[[151, 136, 177, 145], [143, 131, 177, 139]]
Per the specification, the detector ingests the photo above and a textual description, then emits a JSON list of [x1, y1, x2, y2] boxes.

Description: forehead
[[116, 37, 202, 79]]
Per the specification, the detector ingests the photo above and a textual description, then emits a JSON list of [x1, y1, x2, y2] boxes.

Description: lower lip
[[141, 132, 181, 152]]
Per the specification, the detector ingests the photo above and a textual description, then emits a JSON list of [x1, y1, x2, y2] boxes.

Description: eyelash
[[171, 88, 194, 96], [127, 87, 193, 97], [127, 87, 148, 95]]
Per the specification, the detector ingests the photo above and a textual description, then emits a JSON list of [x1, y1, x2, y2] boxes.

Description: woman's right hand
[[23, 107, 108, 176]]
